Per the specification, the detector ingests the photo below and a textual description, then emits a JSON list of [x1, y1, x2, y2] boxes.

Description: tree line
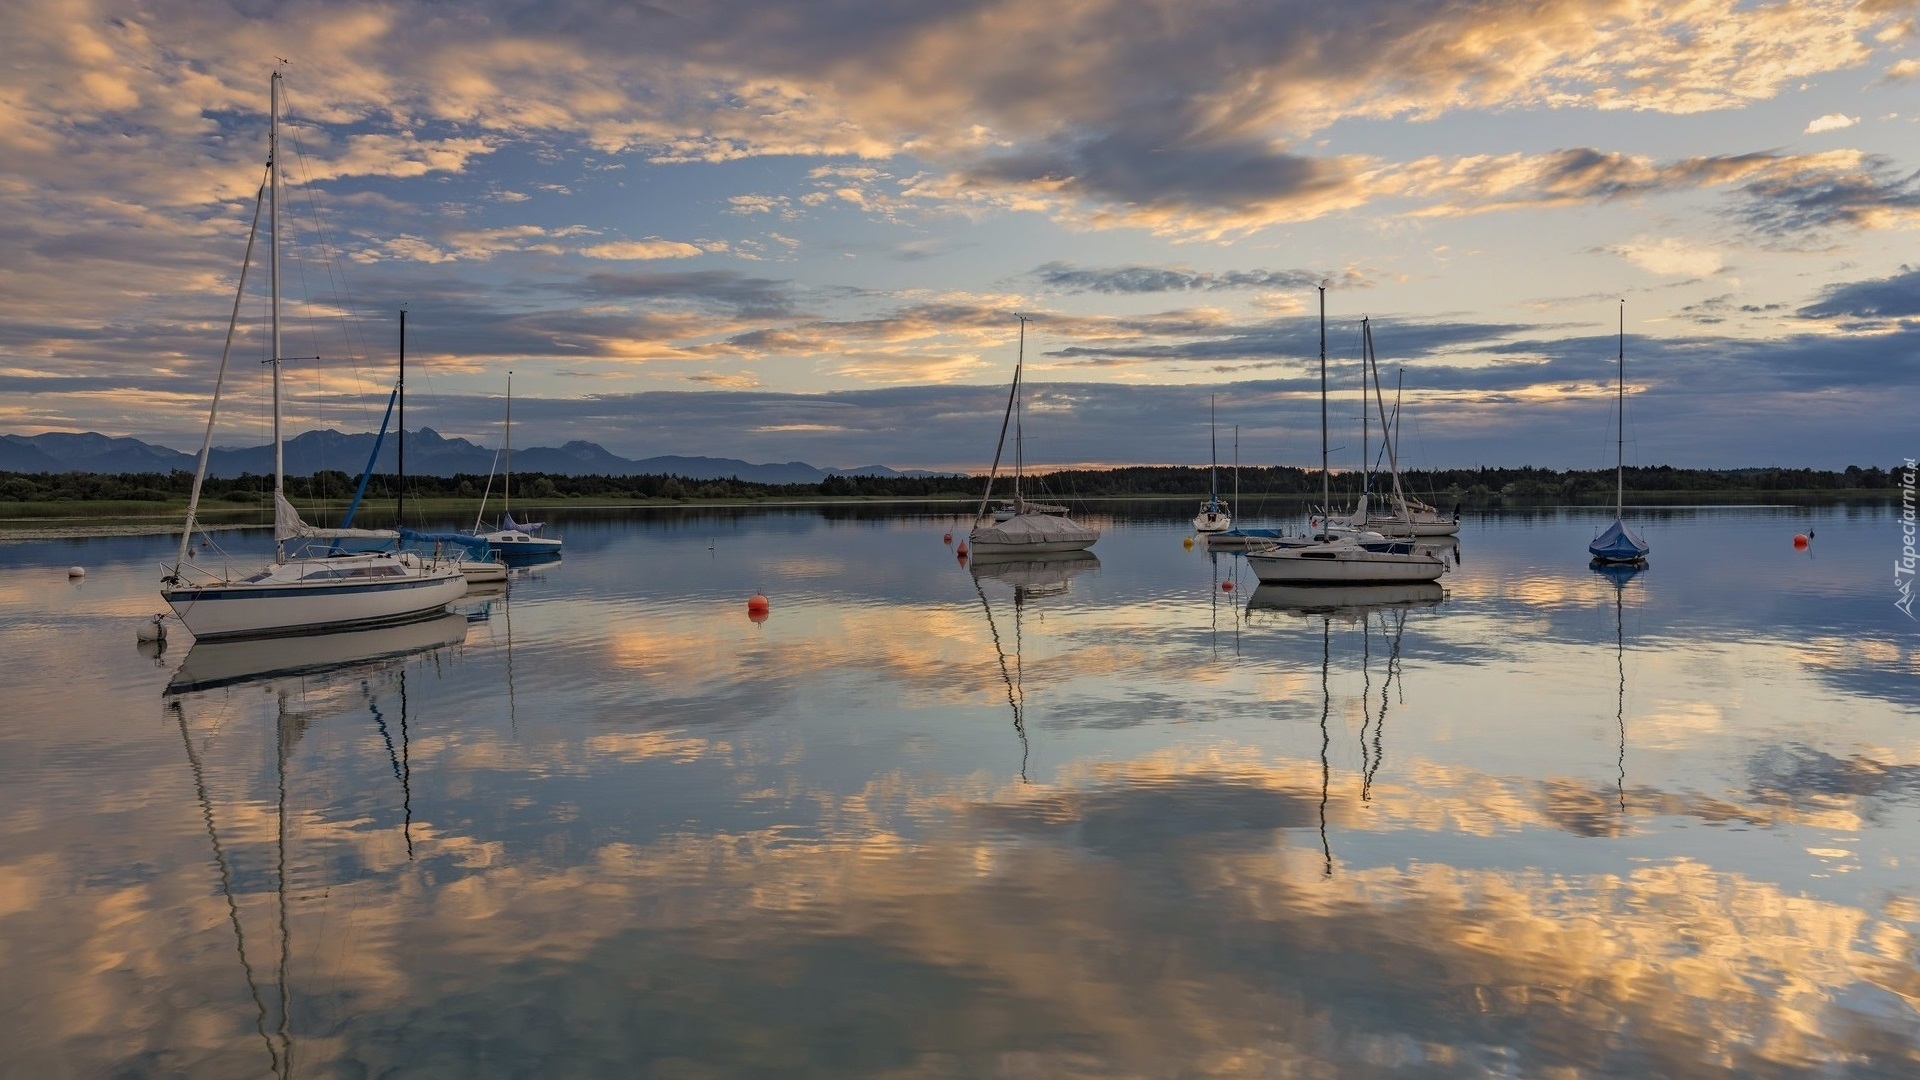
[[0, 461, 1908, 507]]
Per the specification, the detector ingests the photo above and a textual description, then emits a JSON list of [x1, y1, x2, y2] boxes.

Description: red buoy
[[1220, 580, 1235, 592], [956, 542, 969, 556], [1792, 533, 1808, 549], [748, 608, 770, 624], [943, 532, 953, 544], [747, 593, 771, 616]]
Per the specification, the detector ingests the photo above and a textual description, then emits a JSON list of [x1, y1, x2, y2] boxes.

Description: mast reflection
[[969, 551, 1100, 782], [1247, 582, 1445, 875]]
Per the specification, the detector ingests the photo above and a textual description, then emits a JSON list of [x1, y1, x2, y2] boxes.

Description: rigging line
[[1368, 607, 1409, 802], [173, 701, 283, 1077]]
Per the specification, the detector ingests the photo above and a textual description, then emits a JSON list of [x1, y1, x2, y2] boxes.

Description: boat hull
[[1245, 545, 1446, 585], [164, 555, 467, 640], [481, 530, 564, 561], [968, 535, 1099, 555]]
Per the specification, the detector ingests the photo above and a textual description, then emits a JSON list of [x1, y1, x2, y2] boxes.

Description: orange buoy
[[747, 593, 771, 616], [1182, 536, 1194, 549], [1792, 533, 1808, 549], [956, 542, 968, 556], [1220, 580, 1235, 592], [943, 532, 953, 544]]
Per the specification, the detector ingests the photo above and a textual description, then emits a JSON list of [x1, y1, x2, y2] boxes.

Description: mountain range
[[0, 430, 952, 484]]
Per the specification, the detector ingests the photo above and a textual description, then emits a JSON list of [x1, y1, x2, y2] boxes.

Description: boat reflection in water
[[165, 611, 471, 695], [1245, 581, 1446, 618], [969, 551, 1099, 780], [164, 610, 467, 1078], [1246, 580, 1445, 874]]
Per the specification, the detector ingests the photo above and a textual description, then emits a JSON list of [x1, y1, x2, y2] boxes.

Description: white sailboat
[[1247, 290, 1446, 586], [968, 317, 1099, 555], [1192, 395, 1232, 532], [1589, 301, 1650, 565], [473, 371, 563, 560], [1317, 324, 1459, 538], [160, 73, 467, 641]]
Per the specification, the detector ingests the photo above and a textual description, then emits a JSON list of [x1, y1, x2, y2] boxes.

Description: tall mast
[[1013, 315, 1028, 504], [1318, 285, 1329, 535], [1615, 300, 1625, 518], [504, 370, 513, 519], [269, 71, 284, 553], [1209, 394, 1218, 501], [397, 309, 406, 525]]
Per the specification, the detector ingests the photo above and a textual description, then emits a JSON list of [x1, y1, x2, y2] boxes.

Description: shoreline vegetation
[[0, 462, 1902, 533]]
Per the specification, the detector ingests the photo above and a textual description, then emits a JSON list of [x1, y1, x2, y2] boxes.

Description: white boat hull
[[164, 553, 467, 640], [1245, 544, 1446, 585], [1192, 510, 1232, 532]]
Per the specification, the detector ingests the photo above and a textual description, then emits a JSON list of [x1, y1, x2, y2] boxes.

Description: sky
[[3, 0, 1918, 473]]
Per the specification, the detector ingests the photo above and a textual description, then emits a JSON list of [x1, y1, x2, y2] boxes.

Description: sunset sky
[[3, 0, 1917, 472]]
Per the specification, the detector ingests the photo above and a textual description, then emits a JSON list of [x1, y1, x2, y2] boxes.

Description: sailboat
[[1191, 396, 1232, 532], [968, 317, 1099, 555], [160, 73, 467, 641], [1246, 291, 1446, 585], [1589, 301, 1650, 564], [473, 371, 563, 561]]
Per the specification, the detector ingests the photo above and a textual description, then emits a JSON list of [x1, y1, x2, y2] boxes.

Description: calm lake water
[[2, 502, 1916, 1078]]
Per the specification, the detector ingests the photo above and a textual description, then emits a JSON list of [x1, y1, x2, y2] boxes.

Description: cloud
[[1612, 238, 1724, 278], [1033, 263, 1347, 295], [578, 240, 709, 260], [1803, 113, 1859, 134], [1797, 265, 1920, 320]]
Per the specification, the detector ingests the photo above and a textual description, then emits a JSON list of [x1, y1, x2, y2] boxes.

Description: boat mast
[[1209, 394, 1219, 503], [1318, 285, 1329, 536], [1615, 300, 1625, 519], [269, 70, 285, 561], [397, 308, 406, 526], [1012, 316, 1027, 506], [972, 317, 1024, 528], [504, 370, 513, 520]]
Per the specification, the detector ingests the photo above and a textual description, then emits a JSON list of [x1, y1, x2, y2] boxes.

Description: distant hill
[[0, 430, 955, 483]]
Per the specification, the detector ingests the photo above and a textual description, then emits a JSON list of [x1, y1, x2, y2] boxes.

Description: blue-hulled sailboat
[[1589, 301, 1649, 565]]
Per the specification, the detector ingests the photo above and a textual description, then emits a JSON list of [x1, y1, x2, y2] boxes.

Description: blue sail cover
[[1588, 518, 1650, 563], [501, 513, 545, 534], [399, 528, 492, 558]]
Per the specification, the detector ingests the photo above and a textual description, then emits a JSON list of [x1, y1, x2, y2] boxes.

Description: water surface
[[1, 504, 1915, 1077]]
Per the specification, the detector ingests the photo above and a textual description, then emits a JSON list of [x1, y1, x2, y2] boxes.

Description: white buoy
[[136, 614, 168, 643], [68, 566, 85, 578]]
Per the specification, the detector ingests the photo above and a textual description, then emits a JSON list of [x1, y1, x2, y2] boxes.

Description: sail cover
[[1588, 518, 1650, 562], [970, 512, 1099, 549], [501, 512, 545, 534]]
